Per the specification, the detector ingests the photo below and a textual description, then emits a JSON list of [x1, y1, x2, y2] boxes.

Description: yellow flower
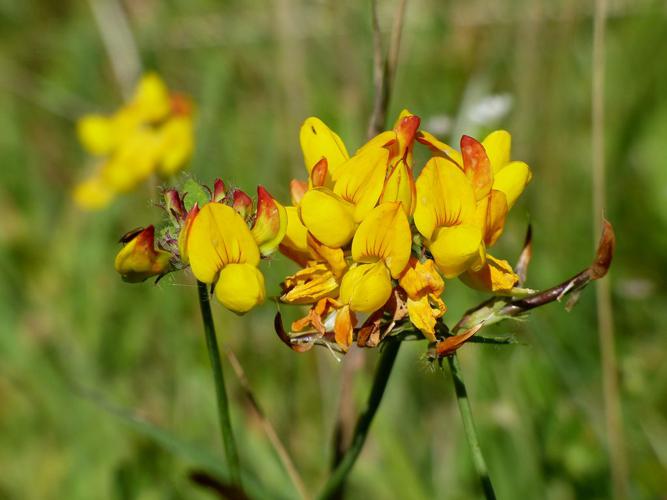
[[414, 155, 484, 278], [114, 226, 172, 283], [295, 111, 421, 249], [185, 203, 265, 314], [340, 202, 411, 313], [74, 73, 195, 211], [414, 131, 531, 288], [460, 254, 518, 294], [398, 258, 447, 342]]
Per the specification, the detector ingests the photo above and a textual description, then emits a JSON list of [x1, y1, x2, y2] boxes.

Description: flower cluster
[[278, 111, 532, 350], [114, 179, 287, 313], [74, 73, 194, 210]]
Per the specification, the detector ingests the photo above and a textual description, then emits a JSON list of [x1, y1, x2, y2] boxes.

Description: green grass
[[1, 0, 666, 498]]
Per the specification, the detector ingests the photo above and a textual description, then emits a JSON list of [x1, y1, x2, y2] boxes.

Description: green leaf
[[76, 387, 281, 499]]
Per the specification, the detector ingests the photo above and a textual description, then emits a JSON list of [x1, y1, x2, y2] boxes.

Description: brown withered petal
[[274, 312, 315, 353], [500, 219, 615, 315]]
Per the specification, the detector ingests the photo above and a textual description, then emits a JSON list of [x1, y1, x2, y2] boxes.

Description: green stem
[[196, 280, 242, 489], [447, 353, 496, 500], [318, 340, 401, 500]]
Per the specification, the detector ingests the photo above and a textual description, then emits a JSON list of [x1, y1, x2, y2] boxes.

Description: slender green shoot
[[196, 280, 242, 489]]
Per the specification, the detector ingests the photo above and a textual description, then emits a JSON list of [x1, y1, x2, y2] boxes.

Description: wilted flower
[[74, 73, 194, 210]]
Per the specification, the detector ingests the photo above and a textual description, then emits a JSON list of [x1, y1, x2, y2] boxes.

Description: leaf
[[75, 386, 279, 500]]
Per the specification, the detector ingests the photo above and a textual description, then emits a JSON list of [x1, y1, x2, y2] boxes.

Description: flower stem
[[447, 353, 496, 500], [317, 339, 401, 500], [196, 280, 242, 489]]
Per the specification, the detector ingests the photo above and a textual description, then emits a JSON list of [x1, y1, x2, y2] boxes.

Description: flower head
[[74, 73, 195, 210]]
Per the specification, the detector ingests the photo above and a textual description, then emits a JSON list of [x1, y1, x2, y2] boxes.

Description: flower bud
[[163, 188, 185, 223], [114, 226, 172, 283], [212, 178, 226, 203], [290, 179, 308, 205], [251, 186, 288, 256], [231, 188, 253, 218], [178, 204, 200, 264]]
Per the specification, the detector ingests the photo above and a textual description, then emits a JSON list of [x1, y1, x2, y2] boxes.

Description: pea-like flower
[[74, 73, 194, 210]]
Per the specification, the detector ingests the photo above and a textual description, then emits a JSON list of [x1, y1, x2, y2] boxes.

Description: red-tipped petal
[[461, 135, 493, 201], [212, 179, 226, 203], [231, 188, 253, 218]]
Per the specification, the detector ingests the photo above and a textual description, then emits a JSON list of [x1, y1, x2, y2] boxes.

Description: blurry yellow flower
[[114, 226, 172, 283], [74, 73, 195, 211], [185, 203, 264, 314]]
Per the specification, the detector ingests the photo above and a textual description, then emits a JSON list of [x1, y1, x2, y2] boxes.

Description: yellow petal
[[178, 204, 200, 264], [398, 258, 444, 300], [483, 190, 509, 247], [157, 116, 194, 176], [306, 233, 348, 278], [429, 224, 483, 278], [77, 115, 115, 155], [333, 146, 389, 223], [380, 159, 416, 216], [187, 203, 260, 284], [73, 175, 114, 210], [482, 130, 511, 174], [281, 263, 339, 304], [339, 262, 393, 313], [215, 263, 265, 313], [406, 295, 446, 343], [251, 186, 288, 256], [355, 131, 395, 155], [131, 73, 171, 122], [461, 254, 519, 294], [300, 117, 349, 178], [351, 202, 411, 278], [414, 156, 477, 240], [279, 206, 310, 264], [114, 226, 171, 283], [493, 161, 532, 209], [416, 130, 462, 166], [299, 188, 356, 248]]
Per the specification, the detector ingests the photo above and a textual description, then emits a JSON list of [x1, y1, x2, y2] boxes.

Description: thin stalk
[[196, 281, 242, 489], [318, 340, 401, 500], [592, 0, 628, 498], [447, 353, 496, 500]]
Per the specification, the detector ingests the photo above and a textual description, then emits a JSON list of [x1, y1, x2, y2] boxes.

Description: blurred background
[[1, 0, 666, 498]]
